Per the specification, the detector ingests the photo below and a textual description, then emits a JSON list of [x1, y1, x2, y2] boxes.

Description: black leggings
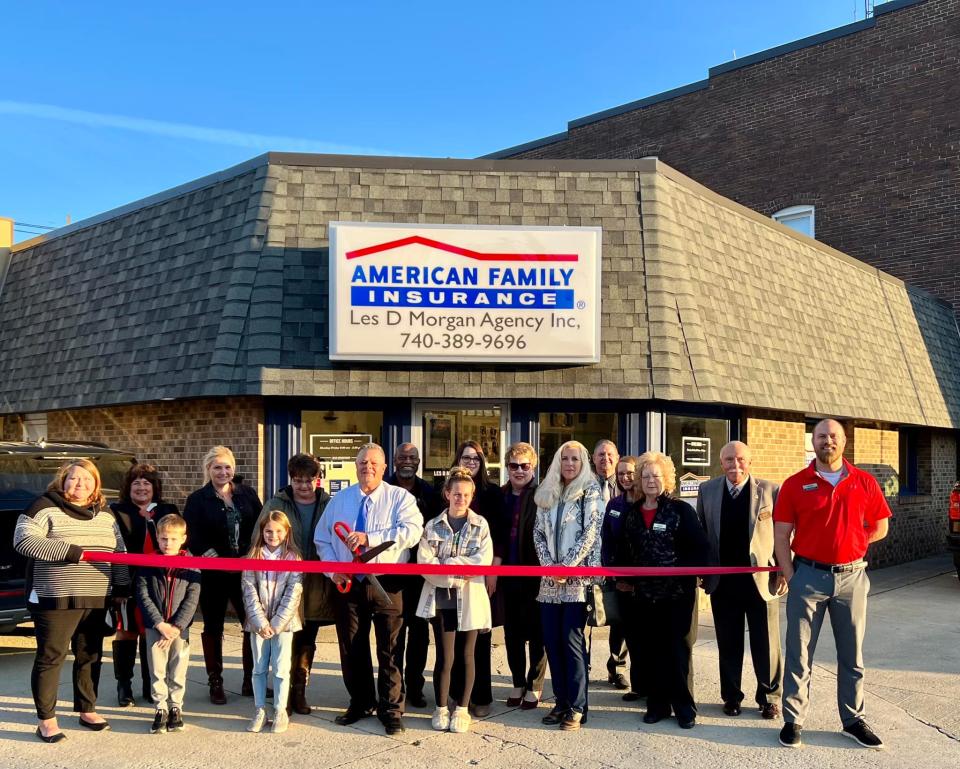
[[431, 610, 478, 709]]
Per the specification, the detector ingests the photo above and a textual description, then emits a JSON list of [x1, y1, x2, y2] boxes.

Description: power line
[[13, 221, 57, 230]]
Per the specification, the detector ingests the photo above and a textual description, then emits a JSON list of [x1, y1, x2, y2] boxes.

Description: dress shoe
[[505, 688, 525, 707], [542, 707, 565, 725], [469, 703, 491, 718], [382, 715, 406, 735], [208, 679, 227, 706], [761, 703, 781, 720], [35, 726, 67, 743], [78, 717, 111, 731], [678, 715, 697, 729], [622, 691, 642, 702], [406, 691, 428, 708], [723, 701, 742, 716], [520, 692, 541, 710], [642, 707, 670, 724], [335, 707, 375, 726], [608, 672, 629, 690]]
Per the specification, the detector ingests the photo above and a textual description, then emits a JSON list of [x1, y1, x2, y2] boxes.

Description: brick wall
[[1, 414, 22, 440], [744, 415, 806, 484], [872, 429, 957, 566], [851, 425, 900, 496], [45, 397, 265, 508], [509, 0, 960, 316]]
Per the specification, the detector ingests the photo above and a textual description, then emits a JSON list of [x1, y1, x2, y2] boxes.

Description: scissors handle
[[333, 521, 358, 592]]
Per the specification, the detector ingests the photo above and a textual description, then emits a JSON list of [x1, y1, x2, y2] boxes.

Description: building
[[1, 153, 958, 566], [487, 0, 960, 318]]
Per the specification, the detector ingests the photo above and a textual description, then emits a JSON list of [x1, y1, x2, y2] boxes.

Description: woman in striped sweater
[[14, 459, 130, 743]]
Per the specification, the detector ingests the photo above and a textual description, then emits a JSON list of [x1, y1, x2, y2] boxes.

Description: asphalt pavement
[[0, 554, 957, 769]]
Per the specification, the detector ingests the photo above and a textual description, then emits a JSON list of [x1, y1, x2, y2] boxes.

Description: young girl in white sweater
[[242, 510, 303, 733], [416, 467, 493, 733]]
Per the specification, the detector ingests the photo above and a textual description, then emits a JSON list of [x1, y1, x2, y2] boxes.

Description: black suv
[[0, 441, 135, 632]]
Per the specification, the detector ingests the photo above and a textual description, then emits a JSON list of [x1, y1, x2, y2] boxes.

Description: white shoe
[[431, 707, 450, 731], [247, 708, 267, 733], [271, 709, 289, 734], [449, 706, 471, 733]]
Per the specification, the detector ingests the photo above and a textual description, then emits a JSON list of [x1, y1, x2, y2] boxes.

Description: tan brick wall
[[46, 397, 265, 507], [1, 414, 23, 440], [744, 415, 806, 484], [851, 425, 900, 496]]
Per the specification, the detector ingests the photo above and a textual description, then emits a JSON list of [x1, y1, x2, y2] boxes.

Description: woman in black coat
[[613, 451, 709, 730], [498, 442, 547, 710], [109, 462, 179, 706], [450, 439, 506, 716], [182, 445, 262, 705]]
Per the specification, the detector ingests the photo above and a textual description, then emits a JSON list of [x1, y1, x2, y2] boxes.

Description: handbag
[[586, 582, 621, 627]]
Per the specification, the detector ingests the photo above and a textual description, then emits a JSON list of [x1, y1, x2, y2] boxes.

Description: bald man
[[698, 441, 783, 721], [773, 420, 891, 750]]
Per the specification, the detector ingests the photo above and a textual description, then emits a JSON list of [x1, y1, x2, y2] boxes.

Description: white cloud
[[0, 100, 399, 156]]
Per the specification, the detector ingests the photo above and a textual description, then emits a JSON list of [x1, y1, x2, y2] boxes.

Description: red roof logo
[[345, 235, 578, 263]]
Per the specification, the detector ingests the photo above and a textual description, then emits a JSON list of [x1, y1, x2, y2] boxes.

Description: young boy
[[135, 514, 201, 734]]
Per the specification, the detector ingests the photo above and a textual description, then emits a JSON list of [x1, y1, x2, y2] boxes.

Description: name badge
[[652, 522, 667, 532], [802, 483, 818, 491], [607, 510, 621, 518]]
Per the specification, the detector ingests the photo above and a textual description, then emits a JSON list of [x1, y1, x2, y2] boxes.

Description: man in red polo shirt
[[773, 419, 890, 750]]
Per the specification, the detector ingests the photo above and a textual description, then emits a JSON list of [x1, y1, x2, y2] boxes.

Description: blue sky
[[2, 1, 872, 239]]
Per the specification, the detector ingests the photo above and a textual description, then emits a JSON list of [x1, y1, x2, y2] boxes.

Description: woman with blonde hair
[[532, 440, 604, 731], [183, 445, 262, 704], [14, 459, 129, 741], [612, 451, 709, 729]]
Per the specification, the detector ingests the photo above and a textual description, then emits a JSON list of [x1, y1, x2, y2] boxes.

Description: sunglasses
[[508, 462, 532, 471]]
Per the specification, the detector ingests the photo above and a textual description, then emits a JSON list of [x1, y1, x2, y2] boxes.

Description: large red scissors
[[333, 521, 395, 604]]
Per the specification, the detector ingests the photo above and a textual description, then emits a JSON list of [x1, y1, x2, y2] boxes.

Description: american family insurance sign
[[329, 222, 602, 363]]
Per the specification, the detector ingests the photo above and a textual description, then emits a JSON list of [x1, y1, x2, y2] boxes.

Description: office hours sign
[[329, 222, 601, 363]]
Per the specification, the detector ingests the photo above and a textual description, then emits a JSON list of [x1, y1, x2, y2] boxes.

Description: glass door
[[412, 401, 510, 491]]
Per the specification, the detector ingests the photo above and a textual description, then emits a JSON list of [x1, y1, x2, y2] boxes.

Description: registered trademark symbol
[[576, 300, 586, 310]]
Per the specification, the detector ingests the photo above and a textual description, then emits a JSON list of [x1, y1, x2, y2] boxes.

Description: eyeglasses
[[460, 455, 481, 464], [508, 462, 532, 471], [291, 477, 319, 485], [616, 471, 636, 478]]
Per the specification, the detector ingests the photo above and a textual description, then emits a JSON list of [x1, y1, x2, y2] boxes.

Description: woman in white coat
[[417, 467, 493, 733], [533, 440, 604, 732]]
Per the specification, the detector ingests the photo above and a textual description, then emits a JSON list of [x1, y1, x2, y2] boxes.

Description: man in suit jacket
[[697, 440, 787, 720]]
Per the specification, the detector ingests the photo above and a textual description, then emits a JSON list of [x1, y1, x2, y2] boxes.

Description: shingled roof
[[1, 153, 958, 428]]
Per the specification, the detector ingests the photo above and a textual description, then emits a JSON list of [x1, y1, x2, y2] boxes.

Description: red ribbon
[[82, 551, 778, 578]]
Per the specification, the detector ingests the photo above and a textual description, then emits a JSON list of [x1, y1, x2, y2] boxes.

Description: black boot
[[201, 632, 227, 705], [288, 640, 316, 716], [241, 631, 254, 697], [112, 639, 137, 707]]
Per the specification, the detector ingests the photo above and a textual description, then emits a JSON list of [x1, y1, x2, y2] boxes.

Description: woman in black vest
[[109, 462, 179, 706], [183, 445, 262, 704], [613, 451, 709, 729]]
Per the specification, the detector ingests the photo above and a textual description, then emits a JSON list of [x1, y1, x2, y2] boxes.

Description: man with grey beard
[[387, 443, 441, 709]]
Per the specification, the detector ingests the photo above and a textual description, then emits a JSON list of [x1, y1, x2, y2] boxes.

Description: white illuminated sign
[[329, 222, 601, 363]]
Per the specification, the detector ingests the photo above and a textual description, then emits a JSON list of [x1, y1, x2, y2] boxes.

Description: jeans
[[252, 631, 294, 711], [540, 601, 589, 716]]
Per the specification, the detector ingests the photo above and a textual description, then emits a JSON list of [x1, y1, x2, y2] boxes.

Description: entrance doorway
[[412, 401, 510, 490]]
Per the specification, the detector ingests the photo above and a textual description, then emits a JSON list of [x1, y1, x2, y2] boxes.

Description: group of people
[[12, 418, 891, 750]]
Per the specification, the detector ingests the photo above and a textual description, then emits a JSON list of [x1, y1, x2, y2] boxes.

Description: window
[[664, 415, 729, 499], [538, 412, 618, 473], [301, 410, 383, 494], [772, 205, 815, 238]]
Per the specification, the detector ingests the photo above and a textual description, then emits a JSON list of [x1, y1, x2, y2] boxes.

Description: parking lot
[[0, 554, 957, 769]]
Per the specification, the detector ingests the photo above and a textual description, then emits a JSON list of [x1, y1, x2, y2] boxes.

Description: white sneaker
[[271, 709, 289, 734], [431, 707, 450, 731], [247, 708, 267, 733], [449, 706, 471, 733]]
